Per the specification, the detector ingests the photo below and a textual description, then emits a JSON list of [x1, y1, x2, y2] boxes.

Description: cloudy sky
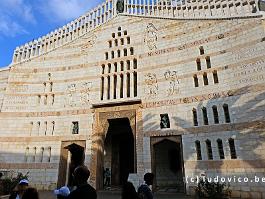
[[0, 0, 102, 67]]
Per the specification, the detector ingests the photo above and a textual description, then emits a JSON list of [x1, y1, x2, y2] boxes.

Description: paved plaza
[[38, 191, 192, 199]]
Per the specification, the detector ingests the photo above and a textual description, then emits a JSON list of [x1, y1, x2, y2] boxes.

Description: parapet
[[11, 0, 262, 65]]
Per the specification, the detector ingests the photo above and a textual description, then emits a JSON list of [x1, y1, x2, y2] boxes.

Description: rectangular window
[[160, 114, 170, 129], [72, 122, 79, 134]]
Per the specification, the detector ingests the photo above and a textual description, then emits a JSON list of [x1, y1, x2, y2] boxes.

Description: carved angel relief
[[80, 82, 92, 105], [144, 23, 158, 51], [65, 82, 92, 107], [144, 73, 158, 99], [81, 34, 97, 55], [164, 70, 180, 96], [66, 84, 77, 107]]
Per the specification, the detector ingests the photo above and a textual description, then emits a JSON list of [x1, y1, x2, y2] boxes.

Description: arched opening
[[65, 143, 85, 187], [103, 118, 135, 187], [153, 139, 184, 192], [57, 142, 86, 188]]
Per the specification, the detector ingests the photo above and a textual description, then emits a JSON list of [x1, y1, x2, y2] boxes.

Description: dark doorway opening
[[57, 141, 85, 188], [153, 139, 184, 192], [104, 118, 135, 187], [66, 144, 85, 187]]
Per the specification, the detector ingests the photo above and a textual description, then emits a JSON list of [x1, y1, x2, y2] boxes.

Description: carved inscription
[[141, 21, 260, 58], [143, 91, 233, 108], [8, 85, 28, 93], [144, 23, 158, 51], [234, 59, 265, 84], [164, 70, 180, 96], [5, 96, 28, 105], [9, 74, 31, 81], [144, 73, 158, 99], [234, 47, 262, 61]]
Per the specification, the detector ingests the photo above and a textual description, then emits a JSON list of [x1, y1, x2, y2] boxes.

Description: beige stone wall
[[0, 14, 264, 197]]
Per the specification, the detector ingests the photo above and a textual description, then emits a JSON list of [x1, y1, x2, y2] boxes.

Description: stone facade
[[0, 0, 265, 198]]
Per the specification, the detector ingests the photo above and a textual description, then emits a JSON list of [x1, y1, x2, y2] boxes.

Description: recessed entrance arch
[[151, 136, 184, 192], [57, 141, 86, 188], [90, 109, 137, 190], [104, 118, 135, 186]]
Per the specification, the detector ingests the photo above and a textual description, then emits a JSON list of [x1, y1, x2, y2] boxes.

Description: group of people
[[122, 173, 154, 199], [9, 165, 96, 199], [8, 165, 154, 199]]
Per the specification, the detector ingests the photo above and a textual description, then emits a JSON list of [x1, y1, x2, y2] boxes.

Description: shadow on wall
[[172, 87, 265, 191]]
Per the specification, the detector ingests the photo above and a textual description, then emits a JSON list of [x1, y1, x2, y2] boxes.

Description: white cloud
[[38, 0, 102, 23], [1, 0, 36, 23], [0, 17, 29, 37], [0, 0, 35, 37]]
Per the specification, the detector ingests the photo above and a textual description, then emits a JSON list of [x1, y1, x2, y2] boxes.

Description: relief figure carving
[[164, 70, 180, 96], [80, 82, 92, 105], [66, 84, 77, 107], [144, 23, 158, 51], [144, 73, 158, 99]]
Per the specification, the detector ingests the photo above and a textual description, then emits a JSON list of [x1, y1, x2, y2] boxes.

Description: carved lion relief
[[144, 23, 158, 51], [144, 73, 158, 99], [164, 70, 180, 96]]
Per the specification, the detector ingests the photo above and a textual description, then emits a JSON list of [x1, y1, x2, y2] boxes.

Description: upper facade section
[[12, 0, 262, 65]]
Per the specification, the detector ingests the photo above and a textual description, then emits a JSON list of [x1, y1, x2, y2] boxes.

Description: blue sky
[[0, 0, 102, 68]]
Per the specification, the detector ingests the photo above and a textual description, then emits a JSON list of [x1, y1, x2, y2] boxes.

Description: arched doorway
[[103, 118, 135, 187], [65, 143, 85, 186], [57, 141, 86, 188], [152, 137, 184, 192]]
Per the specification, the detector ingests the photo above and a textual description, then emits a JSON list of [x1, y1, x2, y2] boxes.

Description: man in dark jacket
[[138, 173, 154, 199], [67, 165, 97, 199]]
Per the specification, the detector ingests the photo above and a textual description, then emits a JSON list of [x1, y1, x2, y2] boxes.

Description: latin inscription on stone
[[5, 96, 28, 105], [233, 59, 265, 84], [8, 85, 29, 93]]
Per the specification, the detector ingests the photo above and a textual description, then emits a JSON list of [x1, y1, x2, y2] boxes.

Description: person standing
[[122, 182, 139, 199], [21, 188, 39, 199], [138, 173, 154, 199], [67, 165, 97, 199], [104, 168, 111, 187], [9, 179, 29, 199]]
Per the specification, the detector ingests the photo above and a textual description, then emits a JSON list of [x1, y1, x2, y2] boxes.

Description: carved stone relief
[[144, 73, 158, 99], [144, 23, 158, 51], [65, 82, 92, 107], [164, 70, 180, 96], [8, 85, 29, 93], [80, 82, 92, 105], [81, 34, 97, 55], [66, 84, 77, 107]]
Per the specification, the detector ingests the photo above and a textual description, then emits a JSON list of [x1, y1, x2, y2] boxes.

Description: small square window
[[160, 114, 170, 129], [72, 122, 79, 134]]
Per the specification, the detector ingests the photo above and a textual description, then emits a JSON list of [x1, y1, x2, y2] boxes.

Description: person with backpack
[[138, 173, 154, 199]]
